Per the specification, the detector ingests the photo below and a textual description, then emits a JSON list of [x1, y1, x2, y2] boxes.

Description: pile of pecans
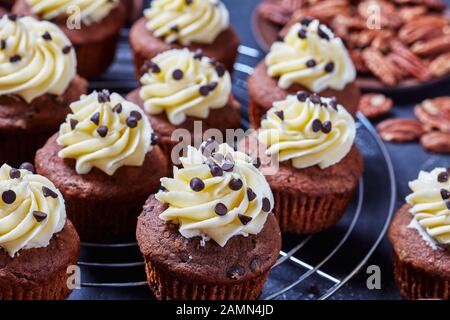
[[376, 96, 450, 153], [258, 0, 450, 86]]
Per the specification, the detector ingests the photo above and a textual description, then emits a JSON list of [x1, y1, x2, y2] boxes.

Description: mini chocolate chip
[[97, 89, 110, 103], [215, 64, 226, 77], [318, 26, 330, 40], [172, 69, 183, 80], [186, 1, 193, 7], [1, 39, 6, 50], [151, 132, 160, 145], [126, 116, 138, 128], [298, 29, 307, 39], [190, 177, 205, 192], [208, 81, 218, 91], [249, 256, 263, 272], [62, 45, 72, 54], [274, 110, 284, 120], [42, 31, 52, 41], [2, 190, 16, 204], [325, 62, 335, 73], [170, 25, 179, 32], [310, 94, 321, 104], [7, 14, 17, 21], [252, 157, 261, 169], [199, 85, 210, 96], [9, 169, 20, 179], [113, 102, 123, 113], [42, 186, 58, 198], [33, 211, 47, 222], [97, 126, 108, 137], [440, 188, 450, 200], [19, 162, 34, 173], [90, 112, 100, 125], [247, 188, 256, 201], [300, 17, 312, 26], [151, 63, 161, 73], [312, 119, 322, 132], [130, 110, 142, 120], [193, 49, 203, 60], [226, 265, 245, 280], [238, 214, 252, 225], [297, 91, 309, 102], [329, 97, 338, 110], [229, 178, 243, 191], [321, 121, 332, 134], [9, 54, 21, 63], [209, 163, 223, 177], [306, 59, 316, 68], [262, 197, 271, 212], [214, 203, 228, 216], [437, 171, 449, 183], [70, 119, 78, 130], [222, 161, 234, 172], [446, 200, 450, 210]]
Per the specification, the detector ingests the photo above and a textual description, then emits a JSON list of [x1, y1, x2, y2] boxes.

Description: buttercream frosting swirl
[[0, 15, 76, 103], [406, 168, 450, 248], [156, 143, 274, 246], [0, 163, 66, 257], [26, 0, 120, 25], [139, 48, 231, 125], [57, 90, 153, 176], [144, 0, 229, 45], [265, 19, 356, 92], [258, 93, 356, 169]]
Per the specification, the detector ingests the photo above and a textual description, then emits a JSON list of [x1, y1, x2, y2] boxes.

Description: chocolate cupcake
[[248, 19, 360, 128], [35, 90, 169, 242], [0, 15, 87, 168], [13, 0, 126, 79], [129, 0, 240, 78], [239, 93, 364, 234], [137, 143, 281, 300], [127, 48, 241, 160], [389, 168, 450, 300], [0, 163, 80, 300]]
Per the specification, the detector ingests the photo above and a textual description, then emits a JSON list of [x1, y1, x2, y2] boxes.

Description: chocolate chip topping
[[446, 200, 450, 210], [126, 116, 138, 128], [32, 211, 47, 222], [318, 26, 330, 40], [312, 119, 322, 132], [2, 190, 16, 204], [19, 162, 34, 173], [209, 162, 223, 177], [199, 85, 210, 96], [329, 97, 338, 110], [90, 112, 100, 125], [325, 61, 335, 73], [170, 25, 179, 32], [62, 45, 72, 54], [9, 168, 20, 179], [215, 64, 226, 77], [190, 177, 205, 192], [298, 29, 307, 39], [69, 119, 78, 130], [300, 17, 312, 26], [113, 103, 122, 113], [247, 188, 256, 201], [7, 14, 17, 21], [193, 49, 203, 60], [226, 265, 245, 280], [208, 81, 218, 91], [172, 69, 183, 80], [274, 110, 284, 120], [130, 110, 142, 121], [186, 0, 193, 6], [42, 31, 52, 41], [262, 197, 271, 212], [229, 178, 243, 191], [297, 91, 309, 102], [221, 161, 234, 172], [1, 39, 6, 50], [252, 157, 261, 169], [441, 188, 450, 200], [238, 214, 252, 225], [42, 186, 58, 198], [97, 126, 108, 137], [151, 132, 160, 146], [321, 120, 332, 134], [214, 203, 228, 216], [438, 171, 449, 183], [310, 94, 321, 104], [306, 59, 316, 68], [9, 54, 21, 63], [97, 89, 110, 103]]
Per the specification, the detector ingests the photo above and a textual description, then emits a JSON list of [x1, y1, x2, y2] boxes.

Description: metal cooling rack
[[69, 28, 397, 300]]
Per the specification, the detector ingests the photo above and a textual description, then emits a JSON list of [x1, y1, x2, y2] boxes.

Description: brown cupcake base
[[388, 204, 450, 300], [0, 220, 80, 300], [35, 134, 169, 243], [129, 17, 240, 79]]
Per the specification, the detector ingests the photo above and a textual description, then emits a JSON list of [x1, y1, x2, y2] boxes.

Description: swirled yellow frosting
[[57, 90, 153, 176], [139, 48, 231, 125], [26, 0, 120, 25], [0, 163, 66, 257], [156, 143, 274, 246], [258, 93, 356, 169], [144, 0, 229, 45], [406, 168, 450, 248], [0, 15, 76, 103], [265, 19, 356, 92]]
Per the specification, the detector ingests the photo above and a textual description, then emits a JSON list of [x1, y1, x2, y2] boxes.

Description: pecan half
[[258, 0, 304, 26], [359, 93, 393, 118], [362, 48, 398, 85], [377, 119, 424, 142], [350, 49, 369, 73], [420, 131, 450, 153], [411, 35, 450, 57], [429, 52, 450, 77], [415, 97, 450, 132], [390, 41, 432, 81], [398, 15, 449, 45], [398, 6, 428, 22], [303, 0, 351, 24]]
